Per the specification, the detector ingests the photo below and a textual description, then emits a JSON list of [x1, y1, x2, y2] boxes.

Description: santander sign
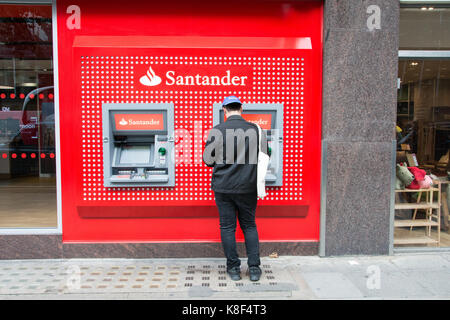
[[138, 65, 248, 87]]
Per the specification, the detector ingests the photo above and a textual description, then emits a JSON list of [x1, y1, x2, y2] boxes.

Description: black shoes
[[248, 266, 262, 282], [227, 267, 241, 281], [227, 266, 262, 281]]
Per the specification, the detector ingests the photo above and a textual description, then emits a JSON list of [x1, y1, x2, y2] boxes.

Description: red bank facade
[[57, 0, 323, 244]]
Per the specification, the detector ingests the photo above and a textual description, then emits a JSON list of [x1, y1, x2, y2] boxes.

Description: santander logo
[[250, 119, 269, 126], [139, 66, 162, 86], [137, 65, 249, 87], [242, 114, 272, 130], [119, 118, 128, 126]]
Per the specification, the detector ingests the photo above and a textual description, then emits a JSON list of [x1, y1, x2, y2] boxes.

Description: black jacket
[[203, 115, 268, 194]]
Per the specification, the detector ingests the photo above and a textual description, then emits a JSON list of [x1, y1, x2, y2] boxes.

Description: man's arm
[[203, 128, 223, 167]]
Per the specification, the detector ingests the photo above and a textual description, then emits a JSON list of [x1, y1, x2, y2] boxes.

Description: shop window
[[395, 5, 450, 248], [400, 6, 450, 50], [0, 4, 56, 228], [396, 58, 450, 247]]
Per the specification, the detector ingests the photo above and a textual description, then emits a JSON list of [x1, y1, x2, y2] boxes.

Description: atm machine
[[102, 103, 175, 187], [212, 103, 284, 186]]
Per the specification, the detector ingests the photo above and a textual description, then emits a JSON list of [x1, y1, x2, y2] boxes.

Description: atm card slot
[[145, 175, 169, 183], [116, 174, 131, 179], [145, 169, 167, 175], [117, 170, 136, 175], [110, 175, 134, 182], [145, 170, 169, 183], [109, 175, 168, 183]]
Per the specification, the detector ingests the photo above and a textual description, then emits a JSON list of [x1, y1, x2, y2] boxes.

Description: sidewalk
[[0, 252, 448, 300]]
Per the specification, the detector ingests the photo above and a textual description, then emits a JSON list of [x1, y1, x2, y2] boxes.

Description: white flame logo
[[139, 66, 162, 86], [119, 118, 127, 126]]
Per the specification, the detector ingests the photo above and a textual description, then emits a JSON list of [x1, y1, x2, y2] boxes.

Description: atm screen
[[119, 145, 151, 164], [241, 114, 272, 130], [220, 110, 276, 130], [114, 113, 164, 131]]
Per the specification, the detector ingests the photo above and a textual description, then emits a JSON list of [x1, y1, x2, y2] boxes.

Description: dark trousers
[[214, 191, 261, 270]]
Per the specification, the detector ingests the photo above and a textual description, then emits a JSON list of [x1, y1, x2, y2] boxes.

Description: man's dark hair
[[223, 102, 242, 112]]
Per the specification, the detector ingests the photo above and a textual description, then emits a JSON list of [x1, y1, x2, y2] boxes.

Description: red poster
[[114, 113, 164, 131]]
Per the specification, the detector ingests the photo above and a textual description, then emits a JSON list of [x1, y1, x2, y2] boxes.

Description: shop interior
[[394, 5, 450, 248], [395, 59, 450, 247], [0, 4, 56, 228]]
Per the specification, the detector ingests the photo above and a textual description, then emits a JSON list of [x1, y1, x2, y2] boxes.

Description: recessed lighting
[[20, 82, 37, 87], [410, 62, 419, 66], [0, 85, 14, 89], [428, 7, 434, 10], [421, 7, 427, 10]]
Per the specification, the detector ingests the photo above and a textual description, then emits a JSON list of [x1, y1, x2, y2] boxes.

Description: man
[[203, 96, 268, 282]]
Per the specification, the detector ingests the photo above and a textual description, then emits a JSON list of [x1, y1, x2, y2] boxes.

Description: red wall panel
[[56, 0, 323, 243]]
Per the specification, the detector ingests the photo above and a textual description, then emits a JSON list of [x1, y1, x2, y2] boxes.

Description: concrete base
[[0, 235, 318, 259]]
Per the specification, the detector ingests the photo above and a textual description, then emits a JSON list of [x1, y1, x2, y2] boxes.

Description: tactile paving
[[0, 259, 296, 296]]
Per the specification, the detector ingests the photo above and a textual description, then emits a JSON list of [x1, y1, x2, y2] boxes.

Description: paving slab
[[437, 253, 450, 263], [389, 255, 450, 271], [344, 270, 437, 299], [316, 258, 398, 275], [301, 272, 364, 299], [402, 271, 450, 297]]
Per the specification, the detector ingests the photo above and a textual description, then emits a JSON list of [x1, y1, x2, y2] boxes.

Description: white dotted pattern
[[79, 55, 306, 203]]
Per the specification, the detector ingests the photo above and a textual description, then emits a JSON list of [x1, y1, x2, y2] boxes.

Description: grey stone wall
[[321, 0, 399, 255]]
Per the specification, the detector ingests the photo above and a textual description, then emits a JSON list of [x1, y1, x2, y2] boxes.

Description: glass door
[[0, 4, 57, 228]]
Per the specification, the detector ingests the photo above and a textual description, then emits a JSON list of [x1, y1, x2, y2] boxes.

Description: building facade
[[0, 0, 448, 258]]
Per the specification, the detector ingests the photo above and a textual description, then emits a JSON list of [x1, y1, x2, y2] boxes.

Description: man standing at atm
[[203, 96, 268, 282]]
